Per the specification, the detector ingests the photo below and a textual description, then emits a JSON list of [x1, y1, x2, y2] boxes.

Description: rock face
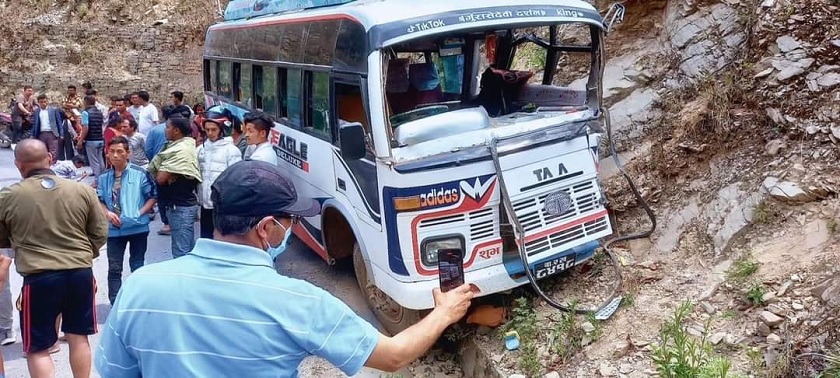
[[665, 2, 746, 78], [0, 3, 207, 103]]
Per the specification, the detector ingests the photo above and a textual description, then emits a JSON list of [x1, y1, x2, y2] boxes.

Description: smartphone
[[437, 248, 465, 292]]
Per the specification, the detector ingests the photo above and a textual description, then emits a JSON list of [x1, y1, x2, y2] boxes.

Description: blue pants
[[167, 205, 198, 258], [106, 232, 149, 304]]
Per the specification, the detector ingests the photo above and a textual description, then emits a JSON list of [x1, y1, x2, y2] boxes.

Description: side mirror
[[602, 3, 625, 34], [339, 122, 366, 160]]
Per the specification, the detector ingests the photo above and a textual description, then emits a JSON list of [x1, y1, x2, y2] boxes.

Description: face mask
[[264, 219, 292, 261]]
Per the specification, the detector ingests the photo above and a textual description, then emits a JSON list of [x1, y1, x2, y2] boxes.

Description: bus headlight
[[421, 236, 464, 266]]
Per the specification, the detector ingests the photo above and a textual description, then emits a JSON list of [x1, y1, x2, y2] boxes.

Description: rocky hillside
[[474, 0, 840, 377], [0, 0, 225, 104]]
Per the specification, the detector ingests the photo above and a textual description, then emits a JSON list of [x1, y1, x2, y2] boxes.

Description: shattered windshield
[[383, 22, 595, 132]]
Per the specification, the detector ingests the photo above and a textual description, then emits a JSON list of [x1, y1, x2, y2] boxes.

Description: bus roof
[[210, 0, 605, 48]]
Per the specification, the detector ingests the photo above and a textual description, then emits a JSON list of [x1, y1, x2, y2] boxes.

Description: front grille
[[418, 207, 498, 242], [524, 214, 609, 256], [512, 179, 598, 233]]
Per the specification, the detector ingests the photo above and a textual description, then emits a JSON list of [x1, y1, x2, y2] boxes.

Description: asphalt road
[[0, 147, 402, 377]]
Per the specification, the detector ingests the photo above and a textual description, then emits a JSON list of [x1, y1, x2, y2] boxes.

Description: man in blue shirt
[[96, 160, 476, 377], [97, 136, 157, 304], [143, 105, 172, 163]]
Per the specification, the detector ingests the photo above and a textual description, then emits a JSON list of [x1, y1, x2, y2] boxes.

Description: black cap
[[211, 160, 320, 218]]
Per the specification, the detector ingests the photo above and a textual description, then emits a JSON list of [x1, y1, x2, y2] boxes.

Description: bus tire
[[352, 242, 422, 336]]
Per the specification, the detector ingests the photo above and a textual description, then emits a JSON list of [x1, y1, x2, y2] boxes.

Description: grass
[[753, 200, 775, 224], [828, 219, 837, 234], [503, 297, 541, 377], [746, 283, 767, 306], [726, 252, 759, 283], [551, 301, 584, 363], [821, 350, 840, 378], [651, 301, 742, 378]]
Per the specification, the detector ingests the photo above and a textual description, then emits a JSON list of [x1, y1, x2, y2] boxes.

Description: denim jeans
[[106, 232, 149, 304], [85, 140, 105, 176], [167, 205, 198, 258], [0, 249, 14, 332]]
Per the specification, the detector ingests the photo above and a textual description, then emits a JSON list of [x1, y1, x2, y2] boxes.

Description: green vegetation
[[746, 283, 767, 306], [651, 301, 742, 378], [503, 297, 540, 377], [753, 200, 774, 224], [726, 252, 759, 283]]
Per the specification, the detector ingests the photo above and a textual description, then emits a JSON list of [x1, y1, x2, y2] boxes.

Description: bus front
[[359, 1, 615, 322]]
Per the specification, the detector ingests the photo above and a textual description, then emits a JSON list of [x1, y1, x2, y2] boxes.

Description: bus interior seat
[[386, 59, 414, 114], [408, 62, 444, 107]]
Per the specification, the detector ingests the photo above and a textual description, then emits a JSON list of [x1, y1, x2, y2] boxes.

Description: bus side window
[[209, 60, 218, 94], [305, 71, 331, 140], [286, 69, 303, 128], [254, 65, 282, 117], [237, 63, 253, 108], [218, 61, 233, 99], [335, 82, 373, 154]]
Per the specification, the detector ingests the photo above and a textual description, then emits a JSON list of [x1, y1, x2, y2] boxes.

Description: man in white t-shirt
[[128, 92, 144, 121], [243, 111, 278, 165], [136, 90, 159, 135]]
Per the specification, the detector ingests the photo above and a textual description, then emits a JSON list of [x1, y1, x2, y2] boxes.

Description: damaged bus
[[205, 0, 618, 334]]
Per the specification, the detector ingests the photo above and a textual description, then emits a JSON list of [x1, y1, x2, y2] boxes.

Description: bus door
[[331, 74, 382, 229]]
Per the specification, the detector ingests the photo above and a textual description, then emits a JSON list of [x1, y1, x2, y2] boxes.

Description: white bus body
[[205, 0, 612, 333]]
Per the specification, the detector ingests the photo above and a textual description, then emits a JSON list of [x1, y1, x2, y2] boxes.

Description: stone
[[832, 40, 840, 48], [818, 65, 840, 73], [762, 292, 777, 303], [776, 66, 806, 81], [598, 363, 617, 377], [491, 353, 504, 363], [544, 372, 561, 378], [757, 322, 772, 336], [792, 302, 804, 311], [619, 364, 635, 374], [759, 311, 785, 327], [763, 177, 819, 203], [581, 322, 596, 334], [760, 0, 775, 7], [709, 332, 727, 345], [766, 333, 782, 344], [817, 73, 840, 88], [764, 139, 785, 156], [700, 301, 716, 314], [776, 281, 793, 296], [776, 35, 802, 53], [766, 108, 785, 124], [754, 67, 774, 78], [766, 304, 785, 316]]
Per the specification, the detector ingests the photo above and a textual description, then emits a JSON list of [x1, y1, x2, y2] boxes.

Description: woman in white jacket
[[197, 113, 242, 239]]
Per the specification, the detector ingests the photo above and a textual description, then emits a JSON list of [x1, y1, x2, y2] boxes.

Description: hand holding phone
[[437, 248, 465, 292]]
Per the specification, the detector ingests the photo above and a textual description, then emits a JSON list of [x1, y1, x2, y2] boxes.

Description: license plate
[[534, 254, 576, 279]]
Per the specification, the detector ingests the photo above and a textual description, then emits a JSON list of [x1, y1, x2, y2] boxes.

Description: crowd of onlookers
[[1, 82, 288, 376]]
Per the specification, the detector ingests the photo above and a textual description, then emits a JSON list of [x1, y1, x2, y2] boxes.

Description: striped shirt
[[95, 239, 380, 377]]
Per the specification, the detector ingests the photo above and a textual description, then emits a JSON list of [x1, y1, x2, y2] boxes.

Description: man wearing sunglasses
[[96, 160, 476, 377]]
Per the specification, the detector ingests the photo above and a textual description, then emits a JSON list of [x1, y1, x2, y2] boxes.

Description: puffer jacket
[[197, 137, 242, 209]]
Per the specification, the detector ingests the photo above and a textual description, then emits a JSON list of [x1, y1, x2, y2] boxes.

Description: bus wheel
[[352, 243, 421, 336]]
